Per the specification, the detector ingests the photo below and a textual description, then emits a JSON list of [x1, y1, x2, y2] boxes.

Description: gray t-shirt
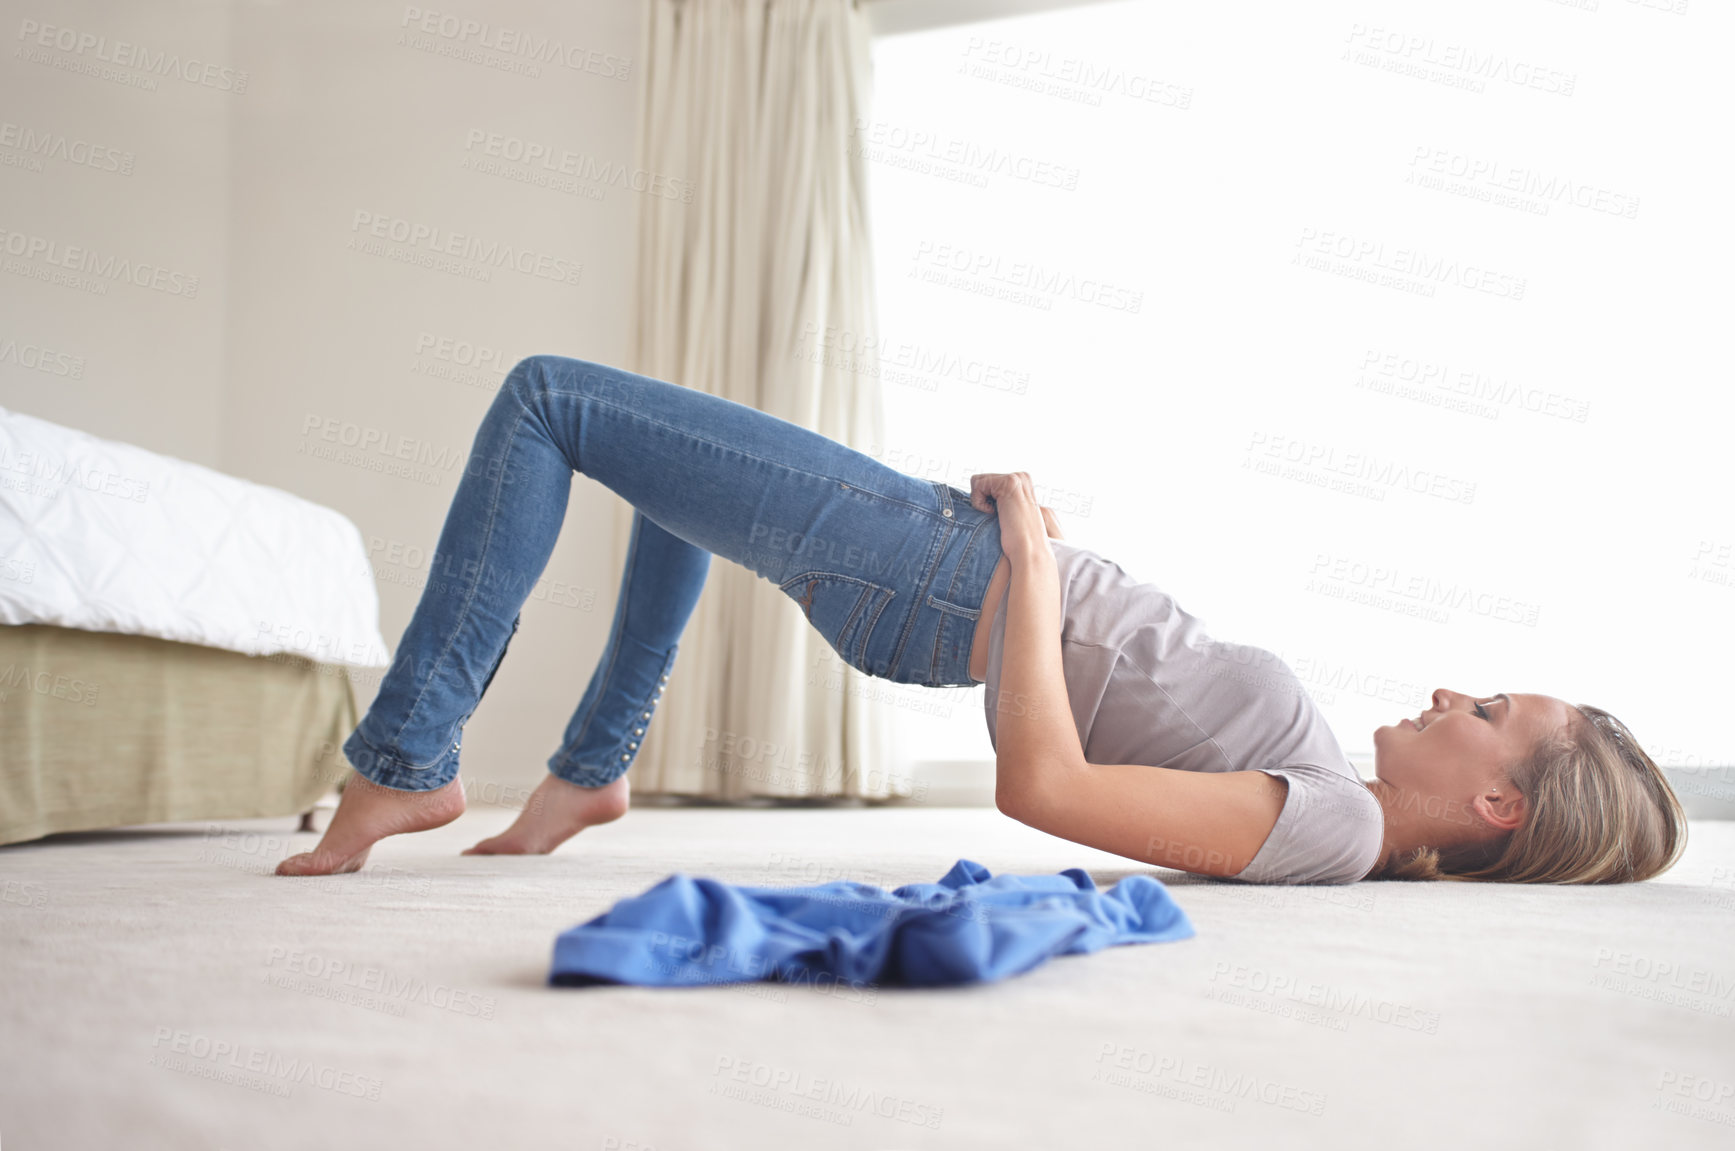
[[980, 539, 1385, 885]]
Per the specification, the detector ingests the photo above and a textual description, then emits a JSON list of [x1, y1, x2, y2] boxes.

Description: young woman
[[278, 355, 1688, 885]]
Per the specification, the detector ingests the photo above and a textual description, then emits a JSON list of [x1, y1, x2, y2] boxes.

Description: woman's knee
[[507, 354, 557, 402], [508, 354, 617, 412]]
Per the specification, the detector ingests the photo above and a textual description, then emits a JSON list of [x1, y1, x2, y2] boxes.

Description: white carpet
[[3, 804, 1733, 1150]]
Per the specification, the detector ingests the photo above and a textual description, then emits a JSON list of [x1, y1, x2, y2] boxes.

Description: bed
[[0, 405, 390, 846]]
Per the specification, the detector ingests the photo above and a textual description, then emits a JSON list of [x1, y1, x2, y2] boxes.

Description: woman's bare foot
[[462, 774, 629, 855], [275, 775, 467, 876]]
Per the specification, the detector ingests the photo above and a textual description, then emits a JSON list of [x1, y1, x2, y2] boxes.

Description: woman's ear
[[1473, 788, 1527, 832]]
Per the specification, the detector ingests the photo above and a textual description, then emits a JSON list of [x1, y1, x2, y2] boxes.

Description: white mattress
[[0, 405, 390, 668]]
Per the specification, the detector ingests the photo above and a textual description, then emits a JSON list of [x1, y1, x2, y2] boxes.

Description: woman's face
[[1372, 688, 1578, 807]]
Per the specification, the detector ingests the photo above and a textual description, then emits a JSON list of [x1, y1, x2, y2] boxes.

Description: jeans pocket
[[779, 570, 896, 675]]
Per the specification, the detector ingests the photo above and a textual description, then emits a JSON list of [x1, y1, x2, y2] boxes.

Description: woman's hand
[[969, 472, 1060, 563]]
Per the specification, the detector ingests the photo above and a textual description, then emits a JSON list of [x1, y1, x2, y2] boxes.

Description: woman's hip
[[784, 476, 1003, 688], [507, 354, 1003, 685]]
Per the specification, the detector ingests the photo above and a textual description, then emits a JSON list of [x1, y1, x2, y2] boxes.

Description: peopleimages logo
[[399, 7, 630, 79], [15, 19, 250, 92], [262, 946, 497, 1019], [0, 226, 199, 297], [461, 130, 692, 201], [349, 210, 581, 286], [1304, 552, 1541, 627], [910, 239, 1143, 313], [149, 1027, 383, 1100], [0, 336, 85, 378], [1245, 432, 1479, 505], [0, 445, 150, 502], [0, 120, 136, 174]]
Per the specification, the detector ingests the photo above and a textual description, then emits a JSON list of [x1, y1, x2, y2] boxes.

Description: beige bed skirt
[[0, 623, 361, 846]]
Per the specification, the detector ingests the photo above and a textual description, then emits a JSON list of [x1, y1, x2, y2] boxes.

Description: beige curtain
[[618, 0, 901, 799]]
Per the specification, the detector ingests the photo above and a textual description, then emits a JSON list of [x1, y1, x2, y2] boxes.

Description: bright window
[[864, 2, 1733, 779]]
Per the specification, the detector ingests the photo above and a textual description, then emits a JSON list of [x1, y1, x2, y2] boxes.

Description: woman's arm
[[990, 513, 1081, 808], [974, 472, 1289, 879]]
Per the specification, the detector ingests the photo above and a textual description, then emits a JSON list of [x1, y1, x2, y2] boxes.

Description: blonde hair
[[1370, 704, 1688, 884]]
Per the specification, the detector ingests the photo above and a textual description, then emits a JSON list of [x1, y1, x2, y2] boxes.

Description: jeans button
[[627, 741, 638, 750], [620, 753, 631, 763], [634, 727, 645, 736], [942, 508, 954, 518], [641, 711, 651, 720]]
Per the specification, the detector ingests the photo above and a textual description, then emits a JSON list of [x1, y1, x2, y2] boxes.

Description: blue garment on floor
[[549, 859, 1194, 988]]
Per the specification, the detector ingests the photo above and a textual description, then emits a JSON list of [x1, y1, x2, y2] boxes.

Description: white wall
[[1, 0, 232, 463], [224, 1, 646, 806], [2, 0, 650, 806]]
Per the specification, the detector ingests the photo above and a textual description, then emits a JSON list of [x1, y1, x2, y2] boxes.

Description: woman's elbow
[[994, 783, 1027, 822], [993, 771, 1058, 828]]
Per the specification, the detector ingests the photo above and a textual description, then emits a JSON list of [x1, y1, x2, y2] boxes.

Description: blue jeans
[[344, 354, 1005, 792]]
